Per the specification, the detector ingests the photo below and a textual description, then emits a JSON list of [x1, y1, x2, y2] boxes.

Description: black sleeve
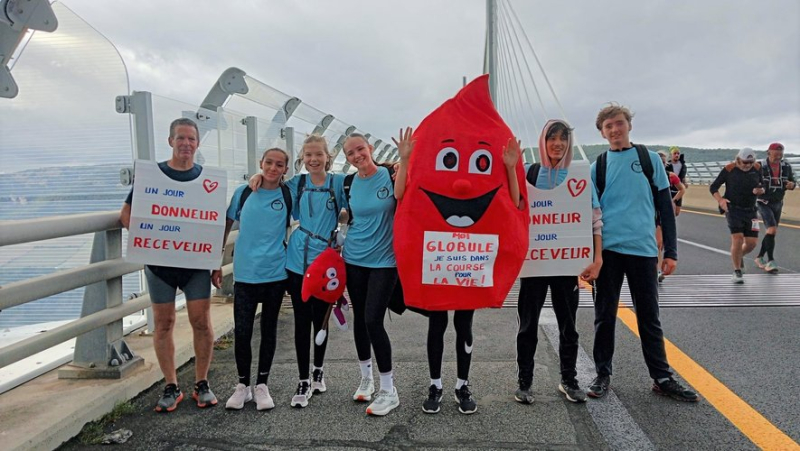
[[656, 188, 678, 260], [125, 188, 133, 205], [709, 168, 727, 195], [787, 164, 796, 185]]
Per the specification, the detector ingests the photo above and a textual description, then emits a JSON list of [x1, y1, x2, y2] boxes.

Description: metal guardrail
[[0, 210, 235, 378], [686, 158, 800, 185]]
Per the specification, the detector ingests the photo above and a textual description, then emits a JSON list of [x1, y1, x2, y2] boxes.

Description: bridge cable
[[496, 8, 537, 148], [503, 1, 587, 160]]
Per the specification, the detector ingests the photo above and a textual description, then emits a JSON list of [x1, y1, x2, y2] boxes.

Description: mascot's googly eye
[[326, 278, 339, 291], [435, 147, 459, 171], [326, 267, 337, 279], [468, 149, 492, 174]]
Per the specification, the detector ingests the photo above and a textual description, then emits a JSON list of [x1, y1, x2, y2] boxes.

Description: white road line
[[678, 238, 796, 272], [677, 238, 729, 256], [542, 320, 655, 451]]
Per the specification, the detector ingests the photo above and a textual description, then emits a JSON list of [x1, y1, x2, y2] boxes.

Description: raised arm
[[392, 127, 415, 200], [503, 137, 523, 208]]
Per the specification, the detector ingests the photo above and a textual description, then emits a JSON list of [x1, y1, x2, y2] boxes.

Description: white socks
[[359, 360, 372, 378], [379, 371, 394, 392], [431, 378, 443, 389], [456, 378, 467, 389]]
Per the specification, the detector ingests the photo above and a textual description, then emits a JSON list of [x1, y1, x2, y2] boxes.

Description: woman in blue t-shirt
[[212, 148, 290, 412], [341, 133, 400, 416], [249, 135, 348, 409]]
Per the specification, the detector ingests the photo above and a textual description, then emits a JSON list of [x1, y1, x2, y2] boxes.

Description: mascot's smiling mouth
[[420, 186, 500, 228]]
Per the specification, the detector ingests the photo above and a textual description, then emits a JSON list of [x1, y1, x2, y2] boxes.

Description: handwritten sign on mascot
[[394, 75, 530, 311]]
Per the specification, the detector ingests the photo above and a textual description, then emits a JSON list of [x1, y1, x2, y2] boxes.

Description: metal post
[[285, 126, 295, 178], [116, 90, 157, 332], [130, 91, 156, 161], [484, 0, 498, 104], [243, 116, 259, 177], [59, 230, 143, 379]]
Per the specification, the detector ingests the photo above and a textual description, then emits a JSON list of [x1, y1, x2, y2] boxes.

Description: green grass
[[76, 400, 136, 445]]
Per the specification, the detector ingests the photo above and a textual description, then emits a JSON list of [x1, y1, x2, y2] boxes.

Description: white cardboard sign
[[519, 160, 593, 277], [126, 160, 227, 270], [422, 231, 499, 287]]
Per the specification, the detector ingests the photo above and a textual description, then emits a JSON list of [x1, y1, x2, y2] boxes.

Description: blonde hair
[[296, 134, 333, 172]]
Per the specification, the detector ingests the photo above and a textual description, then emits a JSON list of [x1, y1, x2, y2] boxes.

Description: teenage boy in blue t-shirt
[[587, 104, 698, 403]]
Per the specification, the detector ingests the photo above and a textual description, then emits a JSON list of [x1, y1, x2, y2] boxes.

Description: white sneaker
[[311, 369, 327, 394], [254, 383, 274, 411], [353, 376, 375, 402], [366, 387, 400, 416], [225, 383, 252, 410], [732, 270, 744, 284], [290, 381, 312, 408]]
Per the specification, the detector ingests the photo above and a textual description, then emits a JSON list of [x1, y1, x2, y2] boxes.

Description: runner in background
[[657, 151, 685, 283], [665, 146, 688, 216], [709, 148, 765, 283], [754, 142, 796, 273]]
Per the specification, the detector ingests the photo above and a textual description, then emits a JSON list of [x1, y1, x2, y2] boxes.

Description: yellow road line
[[616, 307, 800, 450], [682, 208, 800, 230]]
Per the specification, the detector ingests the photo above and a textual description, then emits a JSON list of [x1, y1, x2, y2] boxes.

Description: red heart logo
[[567, 178, 586, 197], [203, 179, 219, 193]]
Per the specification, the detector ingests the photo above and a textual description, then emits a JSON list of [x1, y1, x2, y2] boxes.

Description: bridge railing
[[0, 211, 235, 386], [686, 158, 800, 185]]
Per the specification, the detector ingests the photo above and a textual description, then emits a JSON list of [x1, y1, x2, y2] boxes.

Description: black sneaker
[[155, 384, 184, 412], [653, 377, 699, 402], [587, 375, 610, 399], [422, 384, 443, 414], [558, 379, 587, 403], [514, 378, 534, 404], [454, 383, 477, 414]]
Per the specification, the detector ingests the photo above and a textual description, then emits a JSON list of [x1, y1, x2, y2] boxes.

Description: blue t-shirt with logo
[[590, 148, 669, 257], [342, 167, 396, 268], [226, 184, 288, 283], [285, 173, 348, 274], [525, 164, 601, 208]]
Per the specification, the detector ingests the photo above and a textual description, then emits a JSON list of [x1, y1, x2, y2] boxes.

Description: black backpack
[[595, 143, 658, 202], [237, 184, 293, 229], [526, 163, 542, 185], [342, 165, 396, 225]]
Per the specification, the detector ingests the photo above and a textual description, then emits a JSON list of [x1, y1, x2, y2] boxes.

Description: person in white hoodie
[[514, 119, 603, 404]]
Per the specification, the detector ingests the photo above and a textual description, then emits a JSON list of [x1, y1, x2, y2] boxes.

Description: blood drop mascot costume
[[394, 75, 529, 311]]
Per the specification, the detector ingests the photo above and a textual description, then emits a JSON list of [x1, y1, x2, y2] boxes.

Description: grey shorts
[[757, 201, 783, 229], [144, 266, 211, 304]]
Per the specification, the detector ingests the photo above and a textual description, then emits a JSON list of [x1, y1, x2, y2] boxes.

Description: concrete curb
[[0, 298, 235, 451]]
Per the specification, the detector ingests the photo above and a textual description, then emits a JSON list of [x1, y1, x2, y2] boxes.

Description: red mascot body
[[394, 75, 529, 311]]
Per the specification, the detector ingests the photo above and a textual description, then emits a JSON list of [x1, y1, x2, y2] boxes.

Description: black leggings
[[427, 310, 475, 381], [345, 264, 397, 373], [233, 280, 285, 386], [516, 276, 579, 382], [287, 270, 329, 380]]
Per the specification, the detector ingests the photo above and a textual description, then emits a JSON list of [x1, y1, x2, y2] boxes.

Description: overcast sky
[[60, 0, 799, 153]]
